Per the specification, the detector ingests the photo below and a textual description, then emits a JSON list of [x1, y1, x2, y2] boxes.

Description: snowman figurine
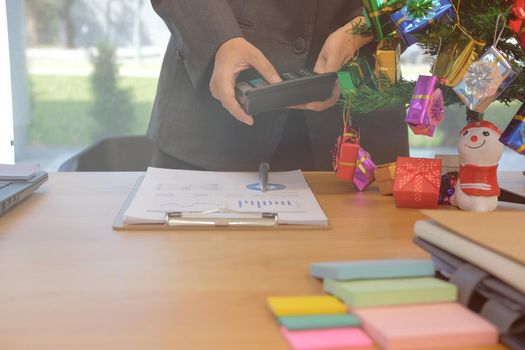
[[450, 121, 504, 212]]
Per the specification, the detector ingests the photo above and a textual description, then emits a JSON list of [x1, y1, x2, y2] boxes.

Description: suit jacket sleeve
[[151, 0, 243, 89]]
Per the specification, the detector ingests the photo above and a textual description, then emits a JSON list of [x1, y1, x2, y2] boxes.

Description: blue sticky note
[[310, 259, 434, 281], [278, 314, 361, 330]]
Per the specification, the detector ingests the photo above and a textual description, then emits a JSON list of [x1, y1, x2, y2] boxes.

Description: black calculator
[[235, 70, 338, 115]]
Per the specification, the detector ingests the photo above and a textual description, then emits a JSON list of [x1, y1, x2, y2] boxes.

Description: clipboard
[[113, 176, 331, 231]]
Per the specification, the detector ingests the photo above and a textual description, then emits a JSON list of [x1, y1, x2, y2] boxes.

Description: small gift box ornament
[[374, 162, 397, 195], [452, 18, 522, 113], [333, 127, 360, 181], [362, 0, 404, 41], [338, 57, 376, 94], [391, 0, 455, 46], [509, 0, 525, 51], [353, 147, 377, 191], [406, 75, 445, 137], [500, 103, 525, 155], [375, 36, 402, 89], [433, 25, 486, 87], [393, 157, 442, 209]]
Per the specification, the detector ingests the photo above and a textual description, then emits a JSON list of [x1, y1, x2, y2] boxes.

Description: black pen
[[258, 162, 270, 192]]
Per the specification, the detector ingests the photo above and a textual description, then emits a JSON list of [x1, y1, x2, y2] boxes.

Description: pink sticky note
[[354, 303, 498, 350], [280, 326, 373, 350]]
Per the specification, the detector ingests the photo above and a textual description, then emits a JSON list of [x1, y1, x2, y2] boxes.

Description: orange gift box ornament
[[393, 157, 442, 208]]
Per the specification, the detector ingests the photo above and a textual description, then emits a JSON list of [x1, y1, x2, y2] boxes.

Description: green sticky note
[[278, 314, 361, 330], [324, 277, 457, 308]]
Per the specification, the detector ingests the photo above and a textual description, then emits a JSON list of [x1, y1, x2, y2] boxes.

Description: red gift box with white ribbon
[[393, 157, 442, 209]]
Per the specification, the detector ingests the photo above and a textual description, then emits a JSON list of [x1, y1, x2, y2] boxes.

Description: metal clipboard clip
[[165, 209, 278, 227]]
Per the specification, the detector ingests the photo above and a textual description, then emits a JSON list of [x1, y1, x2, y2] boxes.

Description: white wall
[[0, 0, 15, 164]]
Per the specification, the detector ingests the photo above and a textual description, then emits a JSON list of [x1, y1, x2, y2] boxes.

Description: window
[[10, 0, 169, 170], [1, 0, 14, 163]]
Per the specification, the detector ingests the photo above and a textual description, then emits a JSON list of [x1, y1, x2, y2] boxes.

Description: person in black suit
[[148, 0, 409, 171]]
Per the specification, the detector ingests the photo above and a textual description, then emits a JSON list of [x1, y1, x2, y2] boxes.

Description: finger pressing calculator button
[[249, 78, 268, 88], [297, 69, 315, 77], [281, 72, 298, 80], [235, 82, 253, 95]]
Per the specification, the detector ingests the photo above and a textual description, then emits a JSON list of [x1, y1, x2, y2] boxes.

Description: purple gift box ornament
[[406, 75, 440, 137], [352, 147, 377, 191]]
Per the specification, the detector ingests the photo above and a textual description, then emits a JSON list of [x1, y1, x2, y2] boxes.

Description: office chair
[[58, 135, 154, 171]]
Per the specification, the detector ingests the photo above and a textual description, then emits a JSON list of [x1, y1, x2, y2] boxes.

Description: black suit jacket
[[148, 0, 407, 170]]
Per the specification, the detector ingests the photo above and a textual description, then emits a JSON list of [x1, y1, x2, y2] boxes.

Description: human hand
[[210, 37, 281, 125], [293, 18, 371, 112]]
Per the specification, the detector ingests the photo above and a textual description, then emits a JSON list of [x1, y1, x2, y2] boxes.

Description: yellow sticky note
[[267, 296, 347, 317]]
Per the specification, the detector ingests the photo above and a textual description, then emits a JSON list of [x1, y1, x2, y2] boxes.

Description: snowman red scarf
[[459, 164, 500, 196], [459, 121, 501, 197]]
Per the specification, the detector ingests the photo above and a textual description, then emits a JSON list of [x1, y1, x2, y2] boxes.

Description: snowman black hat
[[460, 120, 502, 136]]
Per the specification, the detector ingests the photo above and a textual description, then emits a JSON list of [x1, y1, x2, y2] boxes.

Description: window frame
[[0, 0, 15, 164]]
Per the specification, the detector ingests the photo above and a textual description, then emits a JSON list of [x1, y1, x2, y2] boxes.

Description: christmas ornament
[[509, 0, 525, 51], [439, 171, 459, 205], [338, 57, 376, 96], [433, 25, 486, 87], [332, 101, 360, 181], [428, 88, 445, 126], [406, 75, 444, 137], [353, 147, 377, 191], [452, 19, 522, 113], [406, 0, 433, 18], [362, 0, 404, 41], [391, 0, 455, 46], [374, 162, 397, 195], [375, 36, 402, 89], [450, 121, 504, 212], [393, 157, 442, 209], [500, 102, 525, 155], [333, 126, 360, 181], [463, 60, 502, 99]]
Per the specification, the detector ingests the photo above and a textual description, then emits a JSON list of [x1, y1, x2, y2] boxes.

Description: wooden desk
[[0, 173, 508, 350]]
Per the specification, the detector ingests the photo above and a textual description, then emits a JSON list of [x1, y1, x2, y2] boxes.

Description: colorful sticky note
[[324, 277, 457, 307], [354, 303, 498, 350], [280, 326, 373, 350], [267, 296, 347, 317], [310, 259, 434, 280], [278, 314, 361, 330]]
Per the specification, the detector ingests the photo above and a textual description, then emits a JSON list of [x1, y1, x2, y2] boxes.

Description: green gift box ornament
[[338, 57, 377, 96], [362, 0, 404, 41]]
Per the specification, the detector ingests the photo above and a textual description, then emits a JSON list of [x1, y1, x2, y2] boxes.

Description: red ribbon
[[396, 159, 441, 202]]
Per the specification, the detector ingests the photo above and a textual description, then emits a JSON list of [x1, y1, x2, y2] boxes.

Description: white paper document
[[123, 167, 328, 226]]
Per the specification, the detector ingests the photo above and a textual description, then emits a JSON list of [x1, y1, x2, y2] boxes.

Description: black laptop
[[0, 171, 48, 216]]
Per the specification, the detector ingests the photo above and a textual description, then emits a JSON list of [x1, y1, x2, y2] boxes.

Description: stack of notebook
[[414, 210, 525, 350]]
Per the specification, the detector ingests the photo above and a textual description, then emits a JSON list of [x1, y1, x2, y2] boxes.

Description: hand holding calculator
[[235, 69, 338, 115]]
